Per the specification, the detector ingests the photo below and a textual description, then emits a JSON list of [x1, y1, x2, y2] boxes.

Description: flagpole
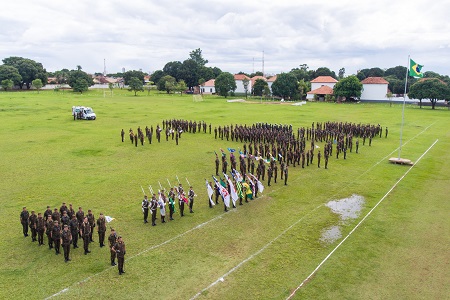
[[398, 55, 410, 159]]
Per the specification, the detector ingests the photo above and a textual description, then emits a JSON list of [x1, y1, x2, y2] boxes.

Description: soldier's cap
[[54, 220, 59, 223], [118, 236, 122, 238], [111, 228, 115, 231], [64, 225, 68, 227]]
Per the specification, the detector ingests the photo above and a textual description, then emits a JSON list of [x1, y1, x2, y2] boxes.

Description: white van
[[72, 106, 96, 120]]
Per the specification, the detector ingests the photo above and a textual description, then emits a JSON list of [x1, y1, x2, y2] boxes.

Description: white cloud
[[0, 0, 448, 76]]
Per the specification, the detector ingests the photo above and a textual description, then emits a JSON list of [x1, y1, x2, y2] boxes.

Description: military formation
[[20, 118, 386, 276], [19, 203, 125, 274]]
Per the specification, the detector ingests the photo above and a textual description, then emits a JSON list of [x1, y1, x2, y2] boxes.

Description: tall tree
[[312, 67, 337, 79], [67, 67, 94, 92], [384, 66, 407, 80], [338, 67, 346, 79], [151, 70, 165, 86], [179, 59, 200, 88], [128, 77, 144, 96], [163, 61, 183, 81], [0, 65, 22, 86], [123, 70, 145, 85], [367, 67, 384, 77], [2, 56, 47, 89], [189, 48, 208, 66], [333, 75, 363, 101], [214, 72, 236, 97], [252, 78, 268, 96], [271, 73, 299, 99], [408, 78, 450, 109]]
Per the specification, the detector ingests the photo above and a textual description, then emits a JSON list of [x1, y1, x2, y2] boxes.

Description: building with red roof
[[307, 76, 338, 100], [360, 77, 389, 100]]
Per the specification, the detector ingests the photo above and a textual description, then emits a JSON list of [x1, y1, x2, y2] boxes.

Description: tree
[[333, 75, 363, 101], [73, 79, 89, 93], [163, 61, 182, 80], [289, 67, 310, 81], [338, 67, 346, 79], [271, 72, 299, 99], [32, 79, 43, 93], [179, 59, 200, 88], [151, 70, 165, 86], [312, 67, 337, 79], [158, 75, 176, 94], [145, 81, 156, 95], [2, 56, 47, 89], [1, 79, 13, 91], [384, 75, 405, 95], [385, 66, 407, 80], [123, 70, 145, 85], [367, 67, 384, 77], [67, 67, 94, 91], [175, 80, 188, 95], [408, 78, 450, 109], [0, 65, 22, 86], [356, 68, 370, 81], [189, 48, 208, 66], [252, 78, 268, 96], [297, 79, 309, 99], [54, 69, 70, 84], [242, 78, 250, 99], [128, 77, 144, 96], [214, 72, 236, 97]]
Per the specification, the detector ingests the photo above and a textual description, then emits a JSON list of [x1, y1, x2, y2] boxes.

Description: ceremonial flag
[[242, 181, 253, 200], [205, 180, 215, 206], [236, 180, 244, 199], [246, 175, 256, 196], [232, 169, 243, 182], [409, 59, 424, 78], [239, 150, 246, 158], [227, 148, 236, 152], [105, 216, 115, 223], [224, 173, 238, 206], [220, 148, 226, 157], [213, 176, 230, 208], [220, 178, 227, 188], [249, 173, 264, 193]]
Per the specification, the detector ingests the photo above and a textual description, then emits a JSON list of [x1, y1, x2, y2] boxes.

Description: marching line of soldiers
[[20, 204, 122, 267], [141, 183, 196, 226]]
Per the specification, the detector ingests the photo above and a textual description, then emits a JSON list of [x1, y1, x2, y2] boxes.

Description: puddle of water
[[320, 225, 342, 244], [325, 194, 365, 222], [320, 194, 365, 244]]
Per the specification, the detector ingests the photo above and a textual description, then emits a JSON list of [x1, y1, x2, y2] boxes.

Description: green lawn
[[0, 89, 448, 299]]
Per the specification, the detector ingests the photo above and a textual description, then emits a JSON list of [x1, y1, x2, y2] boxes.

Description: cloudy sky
[[1, 0, 449, 76]]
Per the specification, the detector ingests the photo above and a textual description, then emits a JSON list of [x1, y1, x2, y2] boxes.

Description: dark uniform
[[20, 207, 29, 237], [284, 166, 288, 185], [69, 215, 79, 248], [75, 208, 84, 237], [188, 187, 195, 213], [61, 226, 72, 262], [81, 218, 91, 255], [112, 236, 126, 275], [96, 214, 107, 247], [150, 196, 157, 226], [51, 221, 62, 255], [28, 211, 37, 242], [45, 216, 53, 249], [87, 210, 95, 242], [108, 229, 118, 266], [168, 189, 175, 220], [36, 213, 45, 245], [142, 196, 149, 224]]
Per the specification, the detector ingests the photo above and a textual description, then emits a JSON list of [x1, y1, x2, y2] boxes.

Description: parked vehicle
[[72, 106, 96, 120]]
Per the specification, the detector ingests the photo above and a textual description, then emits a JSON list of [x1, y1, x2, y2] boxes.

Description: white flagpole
[[398, 55, 410, 159]]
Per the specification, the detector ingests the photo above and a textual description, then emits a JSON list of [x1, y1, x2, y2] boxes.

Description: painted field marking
[[286, 139, 439, 299]]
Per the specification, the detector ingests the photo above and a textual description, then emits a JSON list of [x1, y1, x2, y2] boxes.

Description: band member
[[168, 188, 175, 220], [188, 186, 196, 213], [150, 194, 158, 226], [142, 195, 149, 224]]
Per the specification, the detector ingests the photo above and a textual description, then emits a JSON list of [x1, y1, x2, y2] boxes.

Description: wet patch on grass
[[320, 194, 365, 244]]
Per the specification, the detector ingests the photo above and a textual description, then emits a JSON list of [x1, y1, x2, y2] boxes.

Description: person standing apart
[[61, 225, 72, 262], [96, 213, 107, 247], [20, 207, 29, 237], [80, 217, 91, 255], [112, 236, 126, 275]]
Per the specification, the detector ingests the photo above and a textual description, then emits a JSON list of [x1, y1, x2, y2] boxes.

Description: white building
[[360, 77, 389, 100], [267, 75, 277, 93], [234, 74, 252, 94], [201, 79, 215, 94], [307, 76, 338, 100]]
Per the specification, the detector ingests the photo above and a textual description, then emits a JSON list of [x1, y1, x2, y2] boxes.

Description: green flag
[[409, 59, 423, 78]]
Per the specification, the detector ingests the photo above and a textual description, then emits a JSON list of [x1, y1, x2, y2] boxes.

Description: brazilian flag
[[409, 59, 423, 78]]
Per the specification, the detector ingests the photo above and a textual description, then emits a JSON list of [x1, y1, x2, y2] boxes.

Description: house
[[307, 76, 338, 100], [234, 74, 252, 94], [267, 75, 277, 93], [201, 79, 215, 94], [360, 77, 389, 100]]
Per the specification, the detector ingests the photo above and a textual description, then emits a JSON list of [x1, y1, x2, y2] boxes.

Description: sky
[[1, 0, 449, 77]]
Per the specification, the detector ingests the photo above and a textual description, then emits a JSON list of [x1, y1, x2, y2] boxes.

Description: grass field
[[0, 89, 448, 300]]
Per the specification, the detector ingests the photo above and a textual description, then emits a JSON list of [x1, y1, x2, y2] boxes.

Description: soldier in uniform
[[317, 150, 321, 168], [28, 210, 37, 242], [168, 188, 175, 220], [150, 194, 158, 226], [188, 186, 196, 213], [45, 215, 53, 249], [267, 166, 273, 187], [61, 211, 70, 228], [76, 207, 84, 238], [215, 155, 220, 176], [20, 207, 29, 237], [284, 165, 289, 186], [61, 225, 72, 262], [43, 206, 52, 221], [69, 215, 79, 248], [112, 236, 126, 275], [121, 129, 125, 142], [108, 228, 118, 266], [97, 213, 107, 247], [87, 209, 96, 242], [52, 208, 61, 223], [68, 204, 75, 220], [59, 202, 68, 216], [80, 217, 91, 255], [355, 139, 359, 154], [142, 195, 149, 224], [36, 212, 45, 246], [51, 220, 62, 255]]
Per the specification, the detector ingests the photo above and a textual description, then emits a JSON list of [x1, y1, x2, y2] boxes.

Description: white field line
[[286, 139, 439, 299], [189, 126, 436, 300], [46, 123, 435, 300]]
